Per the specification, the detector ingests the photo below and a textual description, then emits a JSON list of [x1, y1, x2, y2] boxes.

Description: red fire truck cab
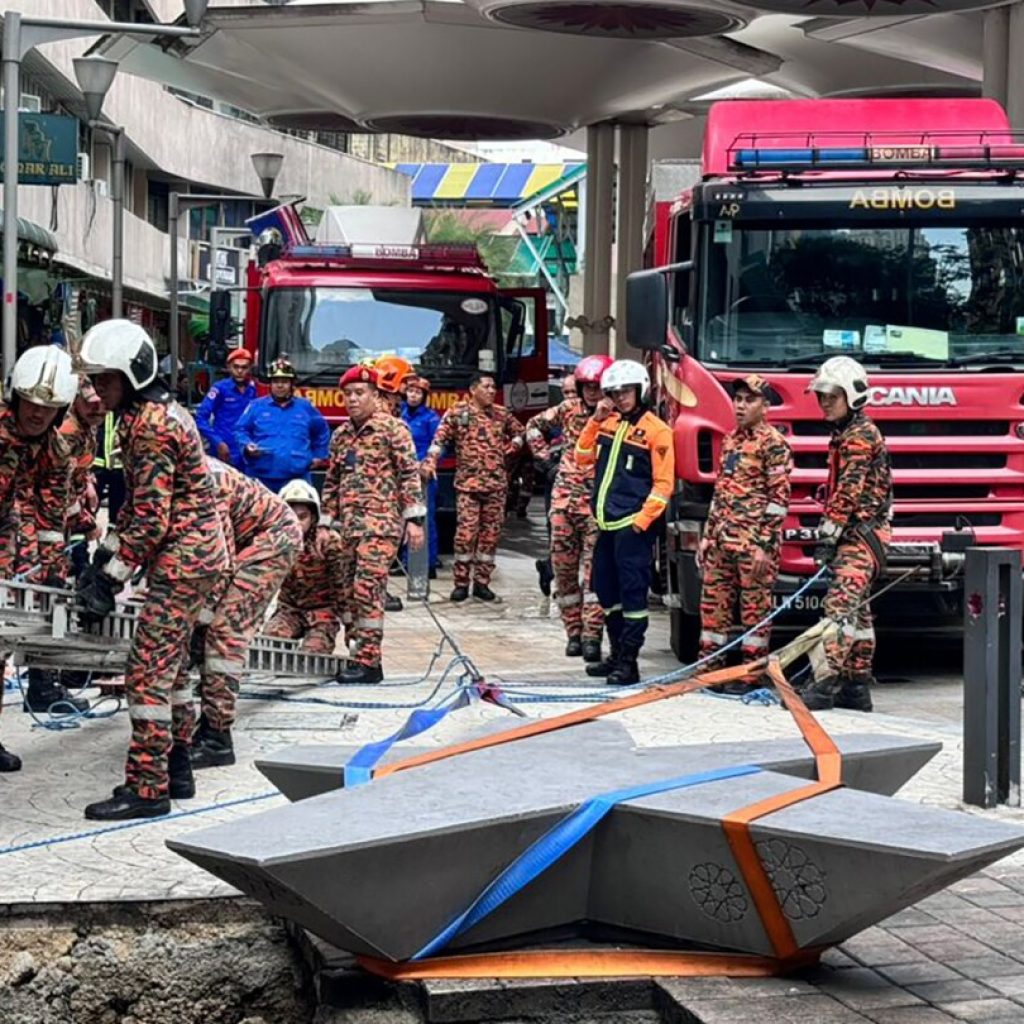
[[630, 98, 1024, 660]]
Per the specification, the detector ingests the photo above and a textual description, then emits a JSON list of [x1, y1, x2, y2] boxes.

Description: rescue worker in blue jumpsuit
[[235, 358, 331, 493], [575, 359, 674, 687], [195, 348, 256, 467], [401, 375, 441, 575]]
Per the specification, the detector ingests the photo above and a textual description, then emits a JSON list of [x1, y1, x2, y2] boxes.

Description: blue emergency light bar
[[729, 139, 1024, 172], [283, 242, 482, 264]]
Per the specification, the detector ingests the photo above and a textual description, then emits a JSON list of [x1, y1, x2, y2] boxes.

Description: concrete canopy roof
[[98, 0, 985, 142]]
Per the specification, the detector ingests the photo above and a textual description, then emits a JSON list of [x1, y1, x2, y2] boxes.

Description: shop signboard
[[0, 113, 78, 186]]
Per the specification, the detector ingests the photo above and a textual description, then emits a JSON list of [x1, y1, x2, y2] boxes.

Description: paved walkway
[[1, 515, 1022, 1022]]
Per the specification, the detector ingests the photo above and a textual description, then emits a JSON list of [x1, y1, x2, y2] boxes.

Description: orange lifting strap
[[360, 655, 843, 981]]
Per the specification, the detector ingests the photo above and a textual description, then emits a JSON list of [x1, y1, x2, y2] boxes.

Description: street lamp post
[[1, 8, 203, 382]]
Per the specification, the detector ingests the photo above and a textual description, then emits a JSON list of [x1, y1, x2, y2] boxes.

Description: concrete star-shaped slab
[[168, 720, 1024, 962]]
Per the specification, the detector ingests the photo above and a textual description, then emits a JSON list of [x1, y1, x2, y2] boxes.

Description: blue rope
[[412, 763, 762, 960], [0, 791, 281, 858], [12, 669, 124, 731]]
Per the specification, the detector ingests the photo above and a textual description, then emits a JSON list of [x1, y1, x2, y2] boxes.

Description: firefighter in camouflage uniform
[[77, 319, 230, 820], [698, 374, 792, 695], [802, 355, 892, 713], [187, 459, 302, 769], [424, 373, 525, 602], [0, 346, 78, 771], [526, 354, 612, 662], [323, 365, 425, 684], [264, 480, 347, 654], [60, 377, 106, 577]]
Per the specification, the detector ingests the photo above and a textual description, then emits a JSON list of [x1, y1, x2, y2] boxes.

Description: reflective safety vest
[[92, 412, 123, 470]]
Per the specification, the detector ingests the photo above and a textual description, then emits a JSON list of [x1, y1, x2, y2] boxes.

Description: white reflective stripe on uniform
[[454, 553, 474, 563], [700, 630, 729, 645], [356, 617, 383, 630], [765, 503, 788, 516], [584, 592, 599, 604], [404, 505, 427, 519], [476, 553, 495, 563], [198, 607, 215, 625], [37, 530, 64, 544], [603, 603, 623, 614], [106, 556, 133, 582], [623, 610, 648, 620], [743, 635, 770, 650], [342, 612, 353, 624], [67, 501, 82, 516], [129, 704, 172, 723], [206, 656, 246, 675], [170, 686, 193, 705], [853, 626, 876, 641], [556, 593, 582, 608]]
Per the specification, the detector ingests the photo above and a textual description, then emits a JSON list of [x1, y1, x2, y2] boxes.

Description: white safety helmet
[[278, 478, 321, 518], [807, 355, 870, 410], [601, 358, 651, 402], [9, 345, 78, 408], [79, 319, 158, 390]]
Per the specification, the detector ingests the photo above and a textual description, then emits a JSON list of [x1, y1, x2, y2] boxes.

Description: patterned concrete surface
[[2, 515, 1023, 1023]]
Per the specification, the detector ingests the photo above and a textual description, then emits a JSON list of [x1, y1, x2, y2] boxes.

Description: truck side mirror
[[626, 264, 691, 352]]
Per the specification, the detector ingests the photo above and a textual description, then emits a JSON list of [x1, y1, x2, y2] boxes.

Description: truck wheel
[[670, 608, 701, 664]]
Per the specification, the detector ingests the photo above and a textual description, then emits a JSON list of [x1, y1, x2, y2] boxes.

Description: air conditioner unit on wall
[[77, 152, 90, 181], [18, 95, 41, 113]]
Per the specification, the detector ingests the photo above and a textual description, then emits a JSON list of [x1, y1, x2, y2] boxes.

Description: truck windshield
[[698, 223, 1024, 367], [262, 286, 498, 381]]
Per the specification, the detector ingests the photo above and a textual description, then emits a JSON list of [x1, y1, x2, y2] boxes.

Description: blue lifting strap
[[412, 762, 762, 960]]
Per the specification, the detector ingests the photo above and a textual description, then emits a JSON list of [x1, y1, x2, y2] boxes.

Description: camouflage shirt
[[526, 397, 595, 513], [115, 399, 229, 581], [278, 525, 346, 614], [208, 458, 300, 554], [823, 412, 892, 539], [0, 406, 71, 577], [59, 408, 98, 534], [322, 410, 425, 530], [427, 400, 525, 493], [705, 420, 792, 553]]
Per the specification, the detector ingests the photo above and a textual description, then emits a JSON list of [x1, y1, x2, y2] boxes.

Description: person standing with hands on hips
[[574, 360, 674, 686], [698, 375, 792, 694]]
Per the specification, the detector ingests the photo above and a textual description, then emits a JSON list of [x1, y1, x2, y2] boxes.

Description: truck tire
[[670, 607, 701, 664]]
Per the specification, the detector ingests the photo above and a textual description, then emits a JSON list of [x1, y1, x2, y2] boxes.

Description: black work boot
[[607, 657, 640, 687], [472, 583, 497, 602], [581, 640, 602, 664], [191, 724, 236, 770], [565, 636, 583, 658], [23, 668, 90, 715], [85, 789, 171, 821], [834, 675, 874, 713], [0, 743, 22, 772], [385, 592, 404, 612], [450, 585, 470, 603], [534, 559, 553, 597], [336, 662, 384, 685], [798, 676, 840, 712], [586, 648, 620, 678]]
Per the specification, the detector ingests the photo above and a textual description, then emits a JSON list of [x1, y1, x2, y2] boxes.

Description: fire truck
[[628, 98, 1024, 660], [227, 204, 549, 546]]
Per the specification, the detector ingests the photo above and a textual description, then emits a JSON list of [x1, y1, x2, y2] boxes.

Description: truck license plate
[[775, 593, 824, 613]]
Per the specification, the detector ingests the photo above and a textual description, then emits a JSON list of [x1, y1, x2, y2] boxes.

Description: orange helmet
[[374, 355, 414, 395]]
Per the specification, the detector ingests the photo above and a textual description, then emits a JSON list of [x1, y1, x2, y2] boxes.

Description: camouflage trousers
[[699, 543, 778, 663], [815, 528, 889, 684], [126, 574, 219, 800], [187, 525, 302, 732], [550, 504, 602, 642], [264, 604, 340, 654], [340, 516, 402, 668], [453, 489, 505, 587]]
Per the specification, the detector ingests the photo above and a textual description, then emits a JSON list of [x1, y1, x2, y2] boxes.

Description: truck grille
[[794, 452, 1006, 470], [790, 420, 1008, 437]]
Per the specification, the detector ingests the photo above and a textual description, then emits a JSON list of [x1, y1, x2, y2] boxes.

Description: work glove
[[75, 563, 119, 625], [188, 624, 209, 670], [812, 536, 838, 568]]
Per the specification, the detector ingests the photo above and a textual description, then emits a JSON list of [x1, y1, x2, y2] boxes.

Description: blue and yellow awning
[[393, 162, 584, 208]]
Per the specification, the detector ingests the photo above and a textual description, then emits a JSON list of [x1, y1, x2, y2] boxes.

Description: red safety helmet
[[226, 348, 252, 366], [406, 375, 431, 395], [374, 355, 414, 395], [339, 364, 379, 389], [574, 354, 614, 386]]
